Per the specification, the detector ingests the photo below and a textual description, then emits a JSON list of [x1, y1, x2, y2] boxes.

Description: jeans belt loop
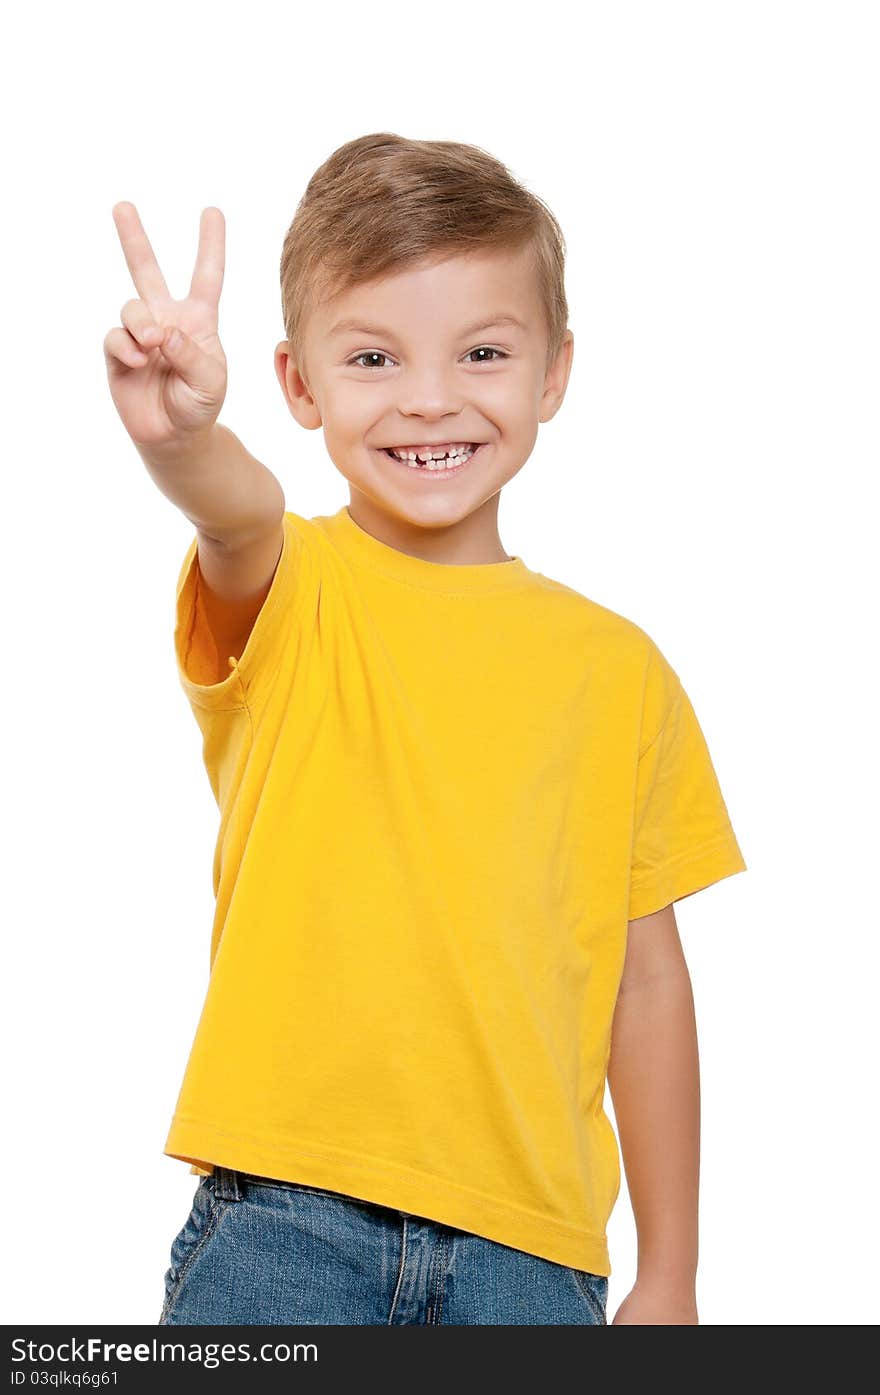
[[212, 1166, 244, 1202]]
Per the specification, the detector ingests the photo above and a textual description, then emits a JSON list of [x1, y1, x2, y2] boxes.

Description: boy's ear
[[274, 340, 323, 429], [538, 329, 574, 425]]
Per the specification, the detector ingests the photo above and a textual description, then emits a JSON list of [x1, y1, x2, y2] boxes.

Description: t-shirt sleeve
[[628, 644, 747, 920], [173, 510, 309, 712]]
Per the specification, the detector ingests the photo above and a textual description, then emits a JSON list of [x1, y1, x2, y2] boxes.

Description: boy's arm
[[142, 423, 287, 681], [606, 903, 701, 1325], [140, 421, 285, 551], [106, 205, 288, 670]]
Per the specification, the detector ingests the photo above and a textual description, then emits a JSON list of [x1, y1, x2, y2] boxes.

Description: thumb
[[159, 326, 224, 395]]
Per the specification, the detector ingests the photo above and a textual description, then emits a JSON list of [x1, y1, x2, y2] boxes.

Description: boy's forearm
[[607, 963, 700, 1290], [138, 423, 285, 544]]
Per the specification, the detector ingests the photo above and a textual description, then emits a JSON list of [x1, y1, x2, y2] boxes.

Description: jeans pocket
[[159, 1176, 230, 1323], [569, 1268, 609, 1325]]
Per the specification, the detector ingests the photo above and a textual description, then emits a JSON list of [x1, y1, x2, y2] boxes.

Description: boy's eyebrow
[[328, 313, 528, 339]]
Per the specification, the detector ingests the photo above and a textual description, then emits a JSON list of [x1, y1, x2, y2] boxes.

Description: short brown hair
[[280, 132, 569, 378]]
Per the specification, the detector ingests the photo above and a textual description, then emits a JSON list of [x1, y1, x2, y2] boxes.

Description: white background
[[3, 0, 877, 1326]]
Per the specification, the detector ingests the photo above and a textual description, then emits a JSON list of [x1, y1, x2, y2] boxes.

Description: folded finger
[[120, 298, 164, 348], [103, 325, 149, 368]]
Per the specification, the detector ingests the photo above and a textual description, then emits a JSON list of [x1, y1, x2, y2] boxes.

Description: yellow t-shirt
[[164, 504, 746, 1276]]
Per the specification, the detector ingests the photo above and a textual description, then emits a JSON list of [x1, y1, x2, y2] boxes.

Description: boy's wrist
[[615, 1278, 699, 1325], [136, 420, 219, 472], [636, 1255, 698, 1295]]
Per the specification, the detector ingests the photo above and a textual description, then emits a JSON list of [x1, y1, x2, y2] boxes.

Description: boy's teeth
[[388, 443, 477, 468]]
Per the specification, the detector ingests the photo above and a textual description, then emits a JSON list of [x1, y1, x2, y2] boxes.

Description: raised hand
[[104, 203, 228, 452]]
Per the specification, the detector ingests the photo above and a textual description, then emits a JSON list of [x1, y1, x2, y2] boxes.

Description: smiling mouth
[[380, 443, 486, 474]]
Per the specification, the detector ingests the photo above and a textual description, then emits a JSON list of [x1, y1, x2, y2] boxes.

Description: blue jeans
[[158, 1167, 609, 1325]]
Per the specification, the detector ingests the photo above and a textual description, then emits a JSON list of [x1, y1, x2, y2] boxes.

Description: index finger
[[111, 202, 171, 309]]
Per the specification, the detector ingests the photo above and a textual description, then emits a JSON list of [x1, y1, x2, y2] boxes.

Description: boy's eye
[[347, 346, 509, 370], [465, 346, 508, 365], [348, 351, 394, 370]]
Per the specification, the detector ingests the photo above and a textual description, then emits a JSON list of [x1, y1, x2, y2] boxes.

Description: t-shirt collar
[[322, 505, 532, 595]]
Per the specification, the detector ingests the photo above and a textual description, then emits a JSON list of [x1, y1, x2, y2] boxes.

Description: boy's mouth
[[379, 442, 485, 475]]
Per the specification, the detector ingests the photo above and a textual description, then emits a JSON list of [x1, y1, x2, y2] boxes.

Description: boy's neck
[[347, 490, 512, 566]]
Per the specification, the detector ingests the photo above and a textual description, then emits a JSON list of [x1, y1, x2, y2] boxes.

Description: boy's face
[[275, 244, 573, 534]]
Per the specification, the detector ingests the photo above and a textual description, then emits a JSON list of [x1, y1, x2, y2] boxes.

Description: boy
[[105, 133, 746, 1326]]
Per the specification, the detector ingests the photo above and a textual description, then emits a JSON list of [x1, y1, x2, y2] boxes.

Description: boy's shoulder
[[524, 565, 661, 663], [526, 570, 680, 735]]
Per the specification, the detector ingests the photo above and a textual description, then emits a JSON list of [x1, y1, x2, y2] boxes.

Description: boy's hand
[[611, 1279, 699, 1325], [104, 202, 228, 454]]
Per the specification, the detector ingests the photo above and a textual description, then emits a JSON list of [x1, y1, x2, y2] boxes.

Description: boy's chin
[[344, 475, 482, 530]]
